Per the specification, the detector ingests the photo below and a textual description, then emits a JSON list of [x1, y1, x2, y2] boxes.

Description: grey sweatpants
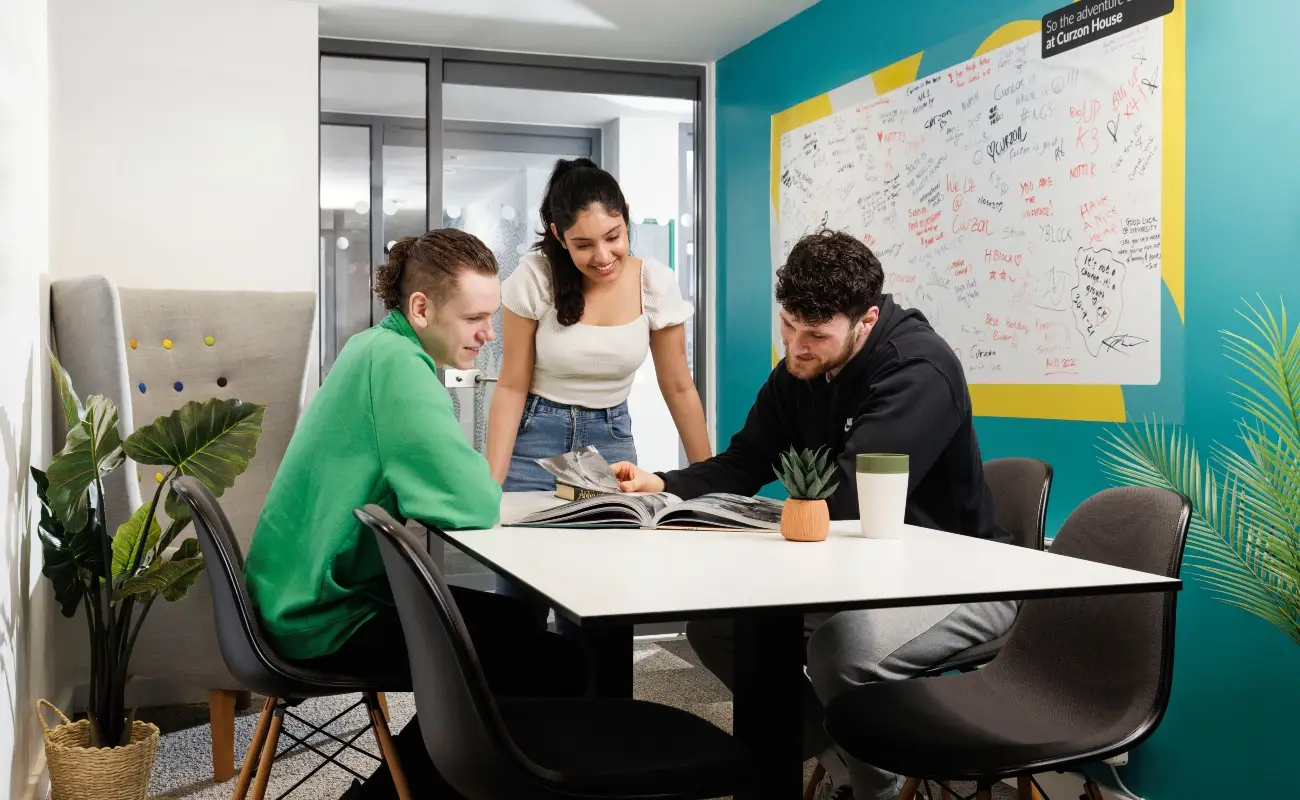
[[685, 599, 1019, 800]]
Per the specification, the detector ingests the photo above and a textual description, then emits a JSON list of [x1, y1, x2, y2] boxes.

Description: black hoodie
[[659, 295, 1008, 542]]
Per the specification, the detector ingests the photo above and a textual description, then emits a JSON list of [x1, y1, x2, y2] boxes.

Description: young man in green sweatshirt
[[245, 229, 587, 798]]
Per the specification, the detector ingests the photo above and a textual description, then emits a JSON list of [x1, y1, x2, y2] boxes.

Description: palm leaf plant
[[34, 352, 266, 747], [1097, 298, 1300, 645]]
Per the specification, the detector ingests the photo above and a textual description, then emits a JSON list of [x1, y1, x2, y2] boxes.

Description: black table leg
[[733, 613, 805, 800], [584, 624, 633, 698]]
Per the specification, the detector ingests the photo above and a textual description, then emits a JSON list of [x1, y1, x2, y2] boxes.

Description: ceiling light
[[354, 200, 370, 215], [501, 205, 516, 221], [446, 205, 462, 220], [387, 240, 397, 252], [680, 213, 693, 228], [336, 236, 349, 250], [384, 200, 399, 216]]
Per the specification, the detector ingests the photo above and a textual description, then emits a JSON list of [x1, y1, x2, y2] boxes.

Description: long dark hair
[[534, 157, 630, 326]]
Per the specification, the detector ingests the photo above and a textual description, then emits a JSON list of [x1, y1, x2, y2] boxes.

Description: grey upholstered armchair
[[50, 275, 315, 782]]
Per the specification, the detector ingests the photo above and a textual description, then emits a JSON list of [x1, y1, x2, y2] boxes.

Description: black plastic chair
[[172, 477, 411, 800], [356, 503, 753, 799], [915, 457, 1054, 678], [804, 459, 1056, 800], [823, 486, 1190, 800]]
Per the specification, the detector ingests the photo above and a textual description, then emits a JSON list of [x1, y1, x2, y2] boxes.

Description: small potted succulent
[[774, 445, 839, 542]]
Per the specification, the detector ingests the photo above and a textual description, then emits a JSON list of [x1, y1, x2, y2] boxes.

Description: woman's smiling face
[[554, 204, 630, 283]]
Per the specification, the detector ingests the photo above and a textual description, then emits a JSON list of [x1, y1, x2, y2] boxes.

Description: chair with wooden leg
[[51, 277, 318, 782], [822, 487, 1190, 800], [174, 477, 412, 800]]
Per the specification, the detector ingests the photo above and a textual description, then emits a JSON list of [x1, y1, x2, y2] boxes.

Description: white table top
[[430, 492, 1181, 626]]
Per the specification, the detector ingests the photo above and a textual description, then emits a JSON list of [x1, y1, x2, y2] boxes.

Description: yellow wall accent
[[971, 384, 1127, 422], [974, 21, 1043, 56], [770, 94, 834, 214], [870, 52, 924, 96], [1162, 1, 1187, 321]]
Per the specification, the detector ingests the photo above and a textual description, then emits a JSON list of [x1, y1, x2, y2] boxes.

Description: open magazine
[[509, 491, 785, 531]]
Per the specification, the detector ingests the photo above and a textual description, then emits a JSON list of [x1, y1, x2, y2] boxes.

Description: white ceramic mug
[[856, 453, 909, 538]]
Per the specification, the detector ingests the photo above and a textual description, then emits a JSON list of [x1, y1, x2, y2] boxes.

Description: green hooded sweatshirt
[[244, 310, 501, 660]]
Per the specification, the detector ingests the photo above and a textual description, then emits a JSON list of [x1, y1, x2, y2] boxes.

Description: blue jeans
[[502, 393, 638, 491], [500, 394, 638, 634]]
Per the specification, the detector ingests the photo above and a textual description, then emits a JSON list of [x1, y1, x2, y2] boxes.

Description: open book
[[509, 491, 785, 531]]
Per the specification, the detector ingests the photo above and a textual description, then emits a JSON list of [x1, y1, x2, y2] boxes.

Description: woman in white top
[[486, 157, 711, 491]]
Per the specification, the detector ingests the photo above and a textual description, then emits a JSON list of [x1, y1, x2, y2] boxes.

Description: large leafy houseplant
[[35, 352, 265, 747], [1098, 298, 1300, 645]]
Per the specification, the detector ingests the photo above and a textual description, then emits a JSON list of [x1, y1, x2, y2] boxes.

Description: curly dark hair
[[373, 228, 498, 312], [775, 229, 884, 324], [534, 157, 629, 326]]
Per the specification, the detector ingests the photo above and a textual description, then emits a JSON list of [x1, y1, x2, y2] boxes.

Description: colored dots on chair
[[138, 382, 146, 394], [174, 381, 184, 392], [155, 472, 164, 483], [204, 336, 215, 346], [162, 338, 173, 349], [129, 339, 138, 349], [217, 377, 228, 388]]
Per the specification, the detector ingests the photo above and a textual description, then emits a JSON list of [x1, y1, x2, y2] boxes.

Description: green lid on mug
[[856, 453, 909, 474]]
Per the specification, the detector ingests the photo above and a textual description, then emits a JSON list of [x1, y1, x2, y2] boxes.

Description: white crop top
[[501, 252, 693, 409]]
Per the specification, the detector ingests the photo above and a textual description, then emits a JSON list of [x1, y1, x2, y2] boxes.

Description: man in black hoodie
[[614, 230, 1017, 800]]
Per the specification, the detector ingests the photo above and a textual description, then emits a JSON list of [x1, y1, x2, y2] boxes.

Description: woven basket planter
[[39, 700, 160, 800]]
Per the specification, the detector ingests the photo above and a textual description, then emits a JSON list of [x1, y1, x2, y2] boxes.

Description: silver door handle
[[443, 368, 497, 388]]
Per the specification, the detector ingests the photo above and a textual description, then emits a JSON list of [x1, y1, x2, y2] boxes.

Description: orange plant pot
[[780, 498, 829, 542]]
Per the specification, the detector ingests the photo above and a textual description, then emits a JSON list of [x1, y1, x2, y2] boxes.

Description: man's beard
[[785, 328, 860, 380]]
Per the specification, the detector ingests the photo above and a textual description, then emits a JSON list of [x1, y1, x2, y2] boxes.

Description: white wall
[[0, 0, 57, 797], [616, 117, 681, 225], [49, 0, 321, 386], [43, 0, 319, 713]]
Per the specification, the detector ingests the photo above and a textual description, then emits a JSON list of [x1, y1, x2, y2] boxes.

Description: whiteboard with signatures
[[774, 22, 1164, 385]]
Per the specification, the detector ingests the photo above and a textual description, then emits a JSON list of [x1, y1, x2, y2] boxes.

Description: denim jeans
[[502, 393, 638, 491], [500, 394, 638, 634]]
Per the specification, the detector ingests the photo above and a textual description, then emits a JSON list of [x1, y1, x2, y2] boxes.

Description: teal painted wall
[[716, 1, 1300, 796]]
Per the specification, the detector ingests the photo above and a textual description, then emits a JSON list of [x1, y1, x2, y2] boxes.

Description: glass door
[[440, 122, 600, 453], [319, 122, 373, 377], [318, 56, 429, 378]]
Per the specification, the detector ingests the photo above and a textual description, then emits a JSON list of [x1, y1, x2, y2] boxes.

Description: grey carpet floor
[[138, 638, 1014, 799]]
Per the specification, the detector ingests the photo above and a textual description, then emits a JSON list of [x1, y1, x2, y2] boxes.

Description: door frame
[[318, 40, 709, 415]]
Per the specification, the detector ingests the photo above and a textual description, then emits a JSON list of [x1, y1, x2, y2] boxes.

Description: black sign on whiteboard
[[1041, 0, 1174, 59]]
